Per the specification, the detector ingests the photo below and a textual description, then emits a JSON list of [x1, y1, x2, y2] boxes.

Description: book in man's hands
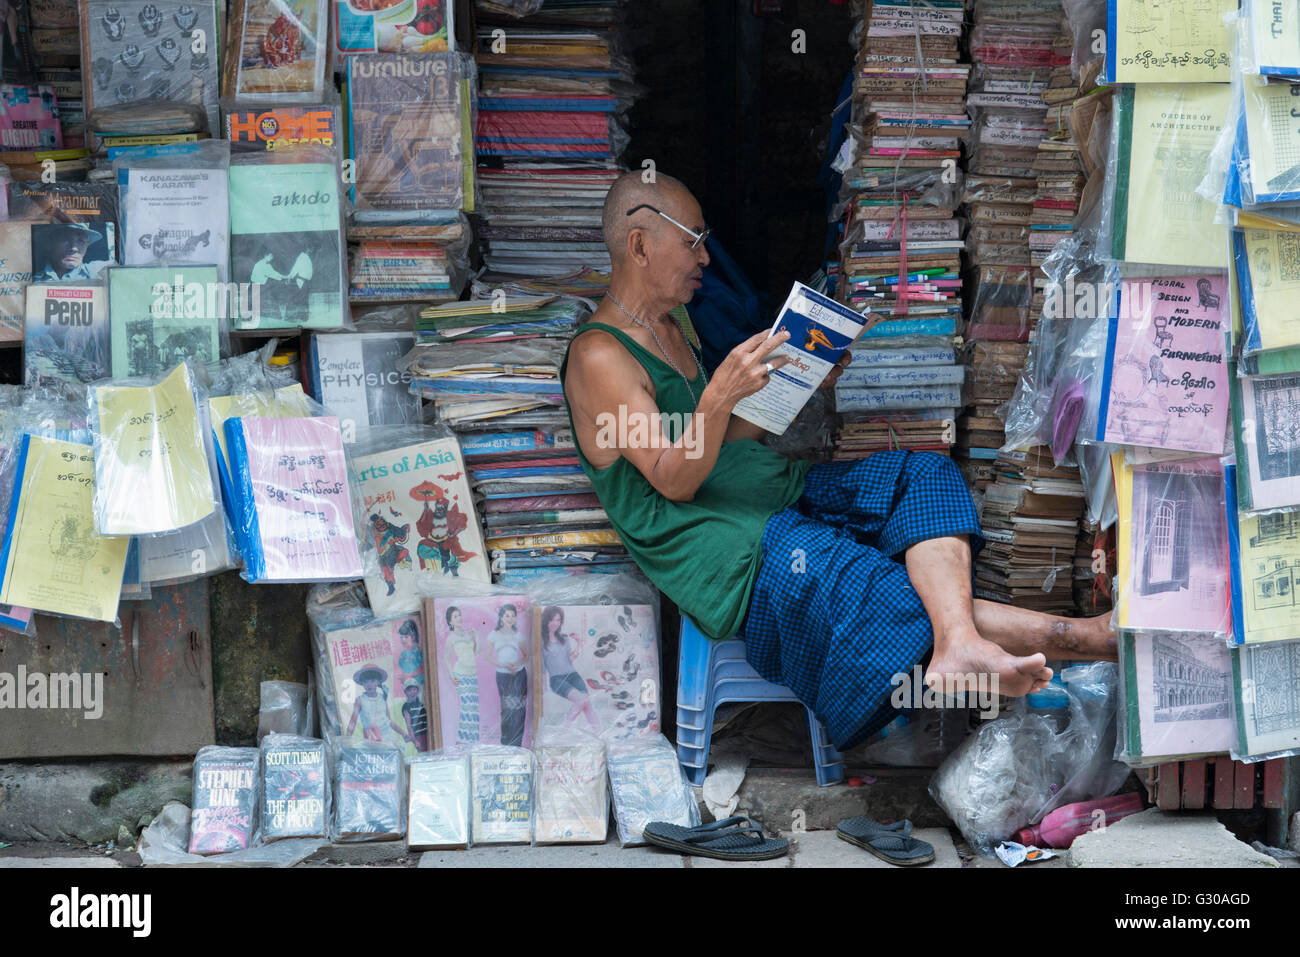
[[732, 282, 871, 435]]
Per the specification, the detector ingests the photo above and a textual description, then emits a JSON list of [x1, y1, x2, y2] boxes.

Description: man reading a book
[[561, 171, 1115, 750]]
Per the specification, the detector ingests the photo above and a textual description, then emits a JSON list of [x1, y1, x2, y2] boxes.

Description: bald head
[[602, 170, 699, 266]]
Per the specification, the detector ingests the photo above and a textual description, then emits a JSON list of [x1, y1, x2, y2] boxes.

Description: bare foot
[[927, 627, 1053, 698]]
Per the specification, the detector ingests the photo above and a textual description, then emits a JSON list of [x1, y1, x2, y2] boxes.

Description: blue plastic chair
[[675, 617, 844, 787]]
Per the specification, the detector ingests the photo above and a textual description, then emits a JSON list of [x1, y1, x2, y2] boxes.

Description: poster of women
[[429, 595, 533, 749]]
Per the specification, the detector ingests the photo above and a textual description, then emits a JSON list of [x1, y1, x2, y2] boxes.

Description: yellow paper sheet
[[1235, 509, 1300, 642], [1113, 453, 1134, 627], [1122, 84, 1231, 269], [93, 363, 215, 536], [0, 435, 130, 622], [1111, 0, 1234, 83], [208, 384, 311, 474], [1240, 226, 1300, 351]]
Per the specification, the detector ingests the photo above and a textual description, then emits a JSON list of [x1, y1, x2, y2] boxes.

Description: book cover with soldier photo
[[346, 52, 472, 211], [229, 158, 344, 329]]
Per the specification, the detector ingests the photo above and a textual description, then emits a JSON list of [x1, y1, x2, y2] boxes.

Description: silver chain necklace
[[605, 291, 707, 404]]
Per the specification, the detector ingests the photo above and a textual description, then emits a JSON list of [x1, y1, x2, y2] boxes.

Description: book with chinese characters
[[223, 415, 364, 582], [425, 594, 532, 749], [322, 612, 430, 757]]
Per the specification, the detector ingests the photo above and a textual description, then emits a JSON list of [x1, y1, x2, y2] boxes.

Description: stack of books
[[955, 0, 1062, 490], [473, 0, 633, 280], [975, 445, 1084, 614], [831, 0, 968, 459], [409, 293, 629, 580]]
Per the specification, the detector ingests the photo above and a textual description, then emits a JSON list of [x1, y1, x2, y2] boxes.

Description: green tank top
[[560, 317, 811, 640]]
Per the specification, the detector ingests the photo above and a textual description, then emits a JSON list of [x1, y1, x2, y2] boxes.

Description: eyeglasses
[[625, 204, 711, 249]]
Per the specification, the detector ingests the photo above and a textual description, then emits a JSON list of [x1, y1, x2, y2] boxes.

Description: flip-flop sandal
[[836, 817, 935, 866], [642, 815, 790, 861]]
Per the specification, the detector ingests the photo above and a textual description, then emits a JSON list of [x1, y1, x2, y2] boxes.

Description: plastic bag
[[222, 0, 332, 103], [1091, 274, 1231, 456], [306, 582, 431, 756], [333, 745, 406, 843], [420, 580, 535, 749], [1101, 84, 1232, 270], [258, 681, 312, 741], [350, 422, 491, 617], [113, 140, 232, 282], [259, 733, 330, 842], [228, 144, 351, 332], [79, 0, 222, 144], [189, 746, 260, 854], [533, 732, 608, 845], [469, 744, 534, 844], [1230, 638, 1300, 762], [140, 802, 326, 867], [1116, 630, 1235, 766], [407, 750, 471, 850], [333, 0, 455, 62], [607, 734, 699, 847], [0, 430, 129, 626], [525, 570, 662, 744], [90, 361, 218, 537], [346, 52, 477, 215], [224, 413, 366, 584], [929, 662, 1130, 855]]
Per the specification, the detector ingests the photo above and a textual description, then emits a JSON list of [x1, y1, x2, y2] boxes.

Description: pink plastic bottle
[[1015, 792, 1146, 849]]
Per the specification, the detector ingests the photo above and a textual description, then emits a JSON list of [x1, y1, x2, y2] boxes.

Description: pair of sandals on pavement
[[640, 815, 934, 865]]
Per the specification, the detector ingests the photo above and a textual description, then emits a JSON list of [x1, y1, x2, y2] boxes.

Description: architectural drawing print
[[1151, 632, 1230, 723]]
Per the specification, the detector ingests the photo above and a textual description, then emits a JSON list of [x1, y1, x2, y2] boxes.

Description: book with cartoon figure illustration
[[354, 435, 489, 616]]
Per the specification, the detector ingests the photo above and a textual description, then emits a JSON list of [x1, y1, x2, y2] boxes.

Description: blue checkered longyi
[[738, 450, 984, 751]]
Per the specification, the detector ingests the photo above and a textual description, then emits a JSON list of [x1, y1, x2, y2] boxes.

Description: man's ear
[[627, 227, 650, 267]]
